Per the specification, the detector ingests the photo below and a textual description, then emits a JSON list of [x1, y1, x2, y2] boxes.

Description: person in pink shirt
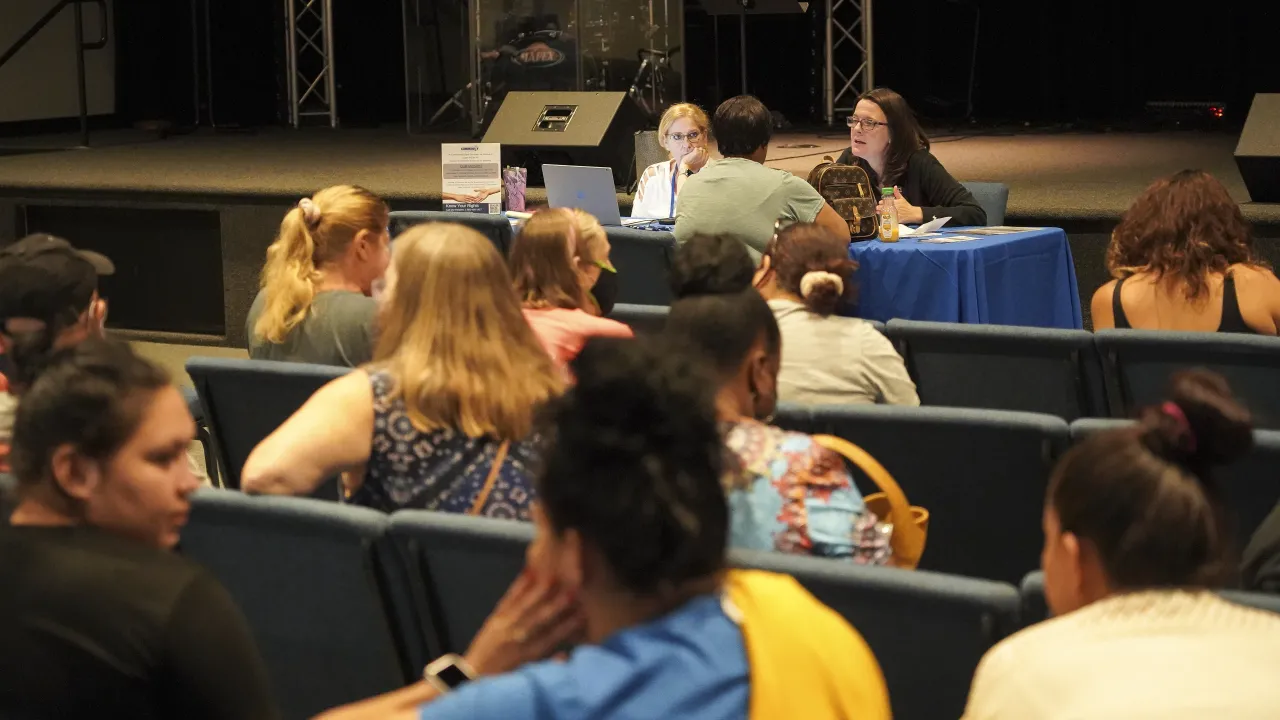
[[510, 209, 632, 368]]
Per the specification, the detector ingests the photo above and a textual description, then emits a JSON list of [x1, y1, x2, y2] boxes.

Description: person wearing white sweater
[[963, 370, 1280, 720]]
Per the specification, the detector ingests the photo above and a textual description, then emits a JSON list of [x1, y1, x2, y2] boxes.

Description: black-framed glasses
[[846, 116, 888, 131], [666, 130, 702, 143]]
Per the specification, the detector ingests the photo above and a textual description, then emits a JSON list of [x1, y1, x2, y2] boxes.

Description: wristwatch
[[423, 654, 477, 693], [682, 168, 696, 177]]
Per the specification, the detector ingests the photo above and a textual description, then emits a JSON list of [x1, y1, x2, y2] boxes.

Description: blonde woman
[[632, 103, 711, 219], [510, 209, 633, 368], [247, 185, 391, 367], [242, 224, 563, 518]]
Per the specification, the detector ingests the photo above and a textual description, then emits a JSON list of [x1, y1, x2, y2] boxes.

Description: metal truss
[[824, 0, 872, 125], [285, 0, 338, 127]]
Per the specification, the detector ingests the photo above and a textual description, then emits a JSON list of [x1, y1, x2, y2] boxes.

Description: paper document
[[964, 226, 1044, 235], [898, 216, 951, 236], [919, 235, 980, 243]]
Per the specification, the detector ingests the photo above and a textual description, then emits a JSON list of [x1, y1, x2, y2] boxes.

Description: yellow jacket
[[725, 570, 892, 720]]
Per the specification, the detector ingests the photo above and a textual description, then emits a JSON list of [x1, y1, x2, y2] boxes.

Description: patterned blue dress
[[346, 370, 541, 518]]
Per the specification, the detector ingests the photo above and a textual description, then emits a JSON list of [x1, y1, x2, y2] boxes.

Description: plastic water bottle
[[878, 187, 899, 242]]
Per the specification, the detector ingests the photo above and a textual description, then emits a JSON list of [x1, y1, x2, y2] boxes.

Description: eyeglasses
[[666, 130, 702, 143], [846, 116, 888, 131]]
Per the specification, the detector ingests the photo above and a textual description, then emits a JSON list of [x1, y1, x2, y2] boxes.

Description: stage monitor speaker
[[482, 92, 648, 187], [1235, 93, 1280, 203]]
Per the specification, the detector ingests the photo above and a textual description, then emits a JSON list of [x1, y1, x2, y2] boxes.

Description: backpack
[[806, 157, 878, 239]]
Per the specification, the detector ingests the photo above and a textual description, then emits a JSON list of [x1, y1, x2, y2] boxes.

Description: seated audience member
[[0, 339, 276, 719], [316, 338, 891, 720], [754, 224, 918, 405], [963, 370, 1280, 719], [669, 233, 758, 297], [247, 184, 391, 366], [509, 209, 632, 367], [1091, 170, 1280, 334], [665, 288, 890, 562], [674, 95, 849, 260], [836, 87, 986, 227], [632, 102, 712, 219], [242, 223, 562, 517]]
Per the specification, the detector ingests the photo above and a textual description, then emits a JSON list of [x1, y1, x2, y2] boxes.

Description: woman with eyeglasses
[[510, 209, 633, 369], [632, 103, 711, 219], [835, 88, 986, 227]]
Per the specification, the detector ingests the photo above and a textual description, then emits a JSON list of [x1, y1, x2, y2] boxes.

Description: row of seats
[[180, 489, 1280, 720], [186, 356, 1280, 586], [608, 306, 1280, 426]]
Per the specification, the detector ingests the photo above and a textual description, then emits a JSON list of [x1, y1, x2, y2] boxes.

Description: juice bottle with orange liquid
[[878, 187, 899, 242]]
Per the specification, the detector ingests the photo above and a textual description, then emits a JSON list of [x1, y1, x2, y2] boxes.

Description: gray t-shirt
[[673, 157, 826, 261], [246, 289, 377, 368]]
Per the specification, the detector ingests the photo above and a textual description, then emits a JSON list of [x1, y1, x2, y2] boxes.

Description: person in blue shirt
[[317, 338, 890, 720]]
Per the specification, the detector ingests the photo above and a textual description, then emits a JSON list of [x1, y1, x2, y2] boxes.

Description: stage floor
[[0, 126, 1274, 226]]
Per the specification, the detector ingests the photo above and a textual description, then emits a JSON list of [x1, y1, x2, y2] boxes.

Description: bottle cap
[[881, 187, 894, 196]]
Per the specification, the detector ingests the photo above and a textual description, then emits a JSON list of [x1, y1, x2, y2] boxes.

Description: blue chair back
[[186, 357, 348, 493], [734, 549, 1020, 720], [776, 404, 1070, 584], [1095, 329, 1280, 429], [608, 303, 668, 334], [181, 491, 416, 719], [885, 319, 1107, 420], [959, 182, 1009, 226], [389, 210, 513, 256], [604, 226, 675, 305], [1021, 571, 1280, 626], [387, 511, 534, 664], [1070, 419, 1280, 552]]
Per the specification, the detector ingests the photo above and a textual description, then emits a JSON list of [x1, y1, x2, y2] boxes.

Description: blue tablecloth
[[848, 228, 1083, 328]]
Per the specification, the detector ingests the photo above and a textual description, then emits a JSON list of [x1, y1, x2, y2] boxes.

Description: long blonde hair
[[510, 209, 608, 311], [255, 185, 388, 343], [374, 223, 564, 440]]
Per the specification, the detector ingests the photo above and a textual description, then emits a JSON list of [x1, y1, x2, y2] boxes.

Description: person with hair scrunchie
[[963, 370, 1280, 719]]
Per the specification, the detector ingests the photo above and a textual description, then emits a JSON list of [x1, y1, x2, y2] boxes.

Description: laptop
[[542, 164, 661, 226]]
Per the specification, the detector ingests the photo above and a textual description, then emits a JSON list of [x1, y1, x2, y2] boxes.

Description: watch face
[[434, 662, 471, 689]]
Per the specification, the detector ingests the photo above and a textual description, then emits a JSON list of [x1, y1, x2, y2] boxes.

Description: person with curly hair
[[1091, 170, 1280, 334]]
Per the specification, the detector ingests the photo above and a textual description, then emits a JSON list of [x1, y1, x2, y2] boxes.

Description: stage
[[0, 125, 1276, 347]]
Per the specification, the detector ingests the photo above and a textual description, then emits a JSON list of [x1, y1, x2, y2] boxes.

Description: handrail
[[0, 0, 110, 147]]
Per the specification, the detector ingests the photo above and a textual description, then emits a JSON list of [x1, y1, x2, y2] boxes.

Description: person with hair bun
[[755, 224, 917, 406], [963, 370, 1280, 719], [247, 184, 391, 366], [317, 337, 890, 720], [1092, 170, 1280, 334]]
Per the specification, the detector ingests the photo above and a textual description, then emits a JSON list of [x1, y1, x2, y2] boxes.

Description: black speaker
[[481, 92, 648, 187], [1236, 93, 1280, 203]]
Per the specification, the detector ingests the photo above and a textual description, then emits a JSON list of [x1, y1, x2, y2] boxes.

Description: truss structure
[[824, 0, 872, 125], [285, 0, 338, 127]]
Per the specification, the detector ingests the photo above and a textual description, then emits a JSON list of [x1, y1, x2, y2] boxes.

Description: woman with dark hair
[[664, 285, 892, 562], [835, 87, 986, 227], [963, 370, 1280, 718], [317, 337, 891, 720], [1091, 170, 1280, 334], [0, 339, 277, 719], [675, 95, 850, 259], [754, 224, 917, 405]]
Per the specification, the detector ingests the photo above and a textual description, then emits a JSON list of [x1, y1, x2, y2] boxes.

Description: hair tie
[[297, 197, 321, 226], [799, 271, 844, 299], [1162, 401, 1197, 453]]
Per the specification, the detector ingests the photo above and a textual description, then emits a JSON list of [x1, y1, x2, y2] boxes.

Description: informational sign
[[441, 143, 502, 214]]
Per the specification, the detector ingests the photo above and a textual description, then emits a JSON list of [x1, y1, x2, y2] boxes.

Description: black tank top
[[1111, 274, 1257, 334]]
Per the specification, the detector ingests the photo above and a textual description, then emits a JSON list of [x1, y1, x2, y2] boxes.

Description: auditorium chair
[[604, 226, 677, 305], [884, 319, 1108, 420], [1020, 571, 1280, 626], [1094, 329, 1280, 430], [631, 130, 666, 193], [608, 303, 669, 334], [389, 210, 513, 256], [387, 511, 534, 669], [959, 182, 1009, 226], [186, 357, 348, 498], [181, 490, 420, 720], [732, 549, 1020, 720], [776, 403, 1071, 584], [1070, 419, 1280, 554]]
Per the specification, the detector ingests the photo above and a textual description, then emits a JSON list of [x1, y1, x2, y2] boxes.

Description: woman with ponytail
[[964, 370, 1280, 719], [247, 185, 391, 367], [753, 223, 917, 406]]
